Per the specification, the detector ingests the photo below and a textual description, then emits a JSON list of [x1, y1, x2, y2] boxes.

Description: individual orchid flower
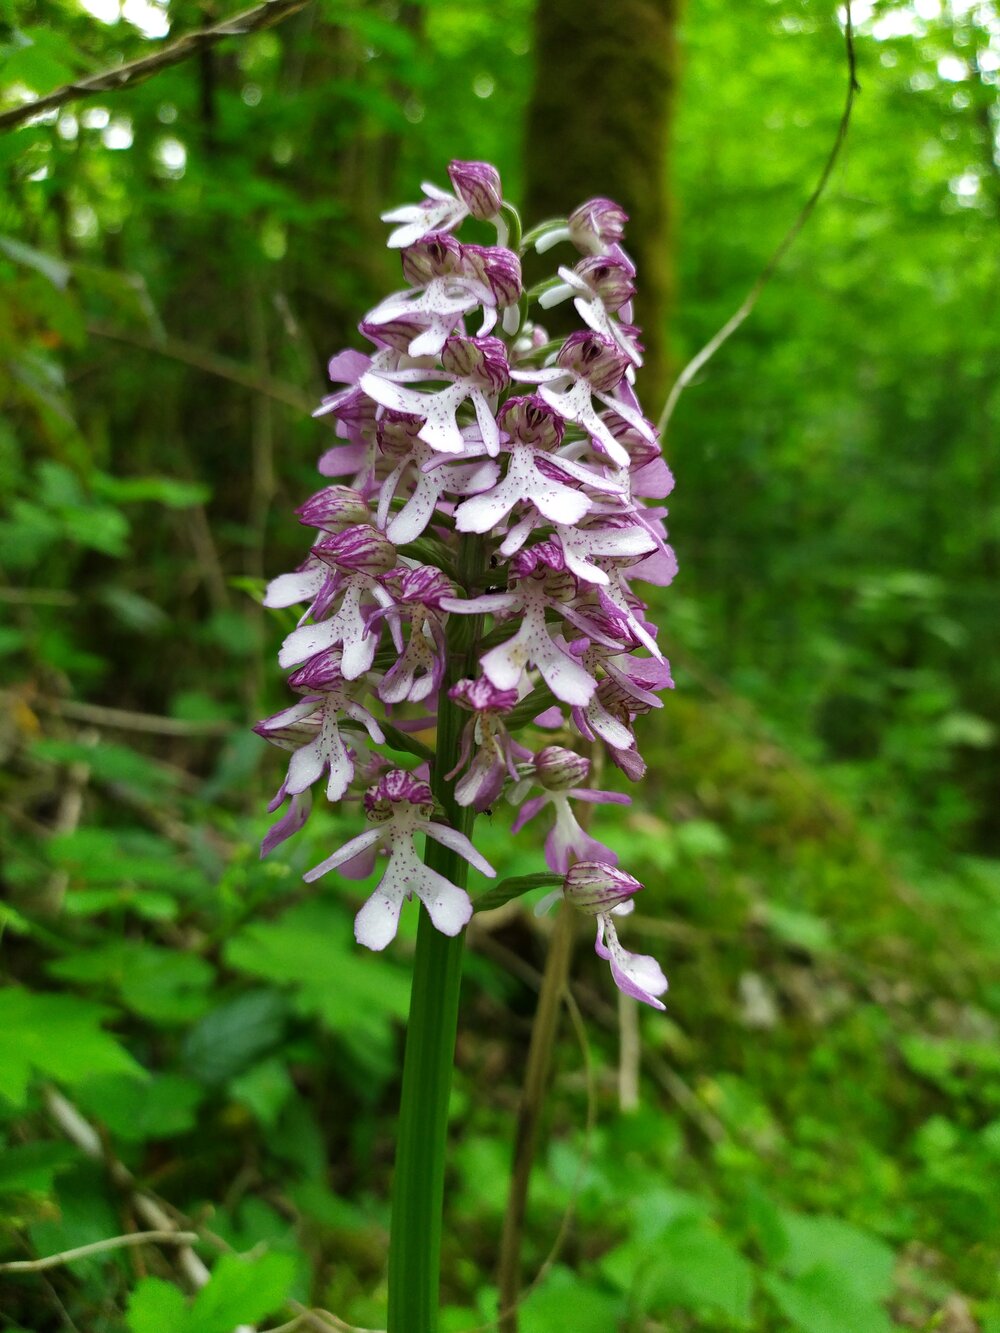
[[362, 335, 510, 456], [539, 255, 643, 367], [563, 862, 668, 1009], [377, 566, 453, 705], [382, 160, 505, 249], [373, 413, 498, 546], [444, 544, 601, 706], [278, 527, 397, 675], [510, 746, 629, 873], [303, 770, 495, 950], [365, 235, 521, 359], [511, 332, 656, 468], [446, 676, 528, 810], [453, 396, 594, 533], [254, 653, 385, 803]]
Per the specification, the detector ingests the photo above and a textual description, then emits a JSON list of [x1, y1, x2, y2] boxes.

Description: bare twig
[[496, 904, 576, 1333], [21, 691, 234, 737], [617, 990, 640, 1113], [656, 2, 860, 434], [88, 322, 316, 415], [0, 0, 313, 134], [0, 1231, 200, 1273]]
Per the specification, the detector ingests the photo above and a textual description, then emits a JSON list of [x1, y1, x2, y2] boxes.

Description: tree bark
[[524, 0, 681, 401]]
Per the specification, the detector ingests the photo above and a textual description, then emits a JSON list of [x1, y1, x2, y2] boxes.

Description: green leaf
[[181, 989, 289, 1086], [187, 1252, 297, 1333], [224, 901, 409, 1084], [763, 1268, 893, 1333], [76, 1072, 203, 1143], [230, 1058, 294, 1128], [777, 1211, 895, 1302], [92, 474, 211, 509], [0, 1140, 79, 1195], [0, 989, 144, 1108], [473, 872, 563, 913], [622, 1217, 755, 1323], [519, 1267, 625, 1333], [128, 1277, 191, 1333]]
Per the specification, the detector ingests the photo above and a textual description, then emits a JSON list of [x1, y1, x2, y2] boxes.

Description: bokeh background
[[2, 0, 999, 1329]]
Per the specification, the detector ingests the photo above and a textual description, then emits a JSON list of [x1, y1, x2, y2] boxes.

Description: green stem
[[386, 534, 486, 1333]]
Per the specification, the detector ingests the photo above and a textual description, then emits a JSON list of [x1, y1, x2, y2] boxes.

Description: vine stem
[[386, 532, 487, 1333]]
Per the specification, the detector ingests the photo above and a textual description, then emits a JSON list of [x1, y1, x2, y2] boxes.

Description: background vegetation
[[1, 0, 999, 1329]]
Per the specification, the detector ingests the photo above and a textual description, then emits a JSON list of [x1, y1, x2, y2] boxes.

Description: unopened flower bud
[[568, 197, 628, 253], [441, 335, 509, 390], [448, 160, 503, 220], [401, 232, 463, 286], [563, 862, 642, 913], [462, 245, 522, 308], [314, 527, 396, 575], [296, 486, 370, 532], [557, 331, 629, 392], [574, 255, 636, 312], [498, 395, 564, 450], [364, 769, 434, 821], [377, 410, 424, 459], [536, 745, 590, 790], [449, 677, 518, 713]]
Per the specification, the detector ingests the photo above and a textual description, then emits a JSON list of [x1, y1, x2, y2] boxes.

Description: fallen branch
[[0, 0, 312, 134], [0, 1231, 200, 1274]]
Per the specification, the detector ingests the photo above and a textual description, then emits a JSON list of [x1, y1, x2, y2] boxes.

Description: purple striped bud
[[364, 769, 434, 820], [574, 255, 636, 313], [568, 197, 628, 253], [462, 244, 522, 308], [448, 160, 503, 220], [557, 331, 630, 392], [401, 232, 463, 286], [563, 862, 642, 913], [314, 527, 396, 575], [296, 486, 370, 532], [360, 316, 431, 354], [287, 651, 344, 692], [441, 335, 509, 390], [603, 414, 663, 469], [450, 676, 518, 713], [510, 540, 566, 581], [498, 396, 564, 450], [396, 565, 454, 609], [536, 745, 590, 791]]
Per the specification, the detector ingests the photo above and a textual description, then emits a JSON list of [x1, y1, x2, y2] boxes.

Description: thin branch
[[656, 1, 860, 435], [87, 322, 316, 415], [0, 1231, 200, 1274], [28, 692, 235, 737], [0, 0, 313, 134]]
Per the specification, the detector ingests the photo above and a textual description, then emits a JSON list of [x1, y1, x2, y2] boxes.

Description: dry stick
[[26, 692, 234, 737], [87, 322, 316, 416], [495, 904, 576, 1333], [655, 1, 860, 436], [0, 1232, 200, 1273], [0, 0, 313, 134], [617, 988, 640, 1113]]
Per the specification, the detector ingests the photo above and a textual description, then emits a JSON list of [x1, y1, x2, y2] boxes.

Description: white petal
[[304, 828, 382, 882], [424, 822, 496, 877], [354, 888, 404, 950], [413, 867, 474, 937]]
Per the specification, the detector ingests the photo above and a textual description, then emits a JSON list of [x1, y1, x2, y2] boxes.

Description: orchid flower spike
[[256, 159, 673, 1011]]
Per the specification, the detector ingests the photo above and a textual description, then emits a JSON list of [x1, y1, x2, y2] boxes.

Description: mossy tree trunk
[[524, 0, 681, 402]]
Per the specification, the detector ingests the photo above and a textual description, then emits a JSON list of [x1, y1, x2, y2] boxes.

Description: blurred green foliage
[[2, 0, 999, 1329]]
